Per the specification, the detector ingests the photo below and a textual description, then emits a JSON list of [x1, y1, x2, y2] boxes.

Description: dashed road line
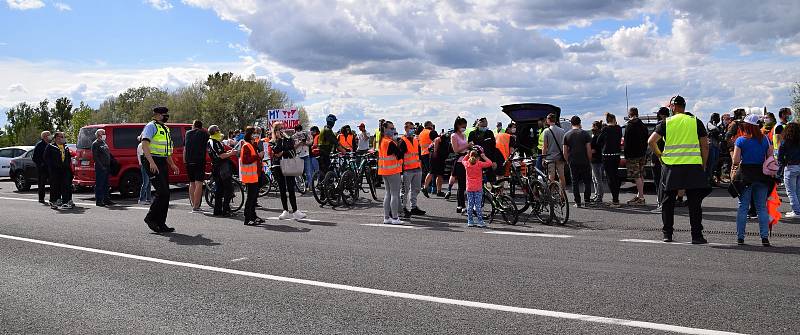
[[0, 233, 745, 335], [619, 239, 732, 246], [230, 257, 248, 262], [361, 223, 421, 229], [485, 231, 573, 238]]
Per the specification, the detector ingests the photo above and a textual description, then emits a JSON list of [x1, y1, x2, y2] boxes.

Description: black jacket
[[623, 118, 649, 158], [33, 139, 48, 167], [44, 144, 71, 174]]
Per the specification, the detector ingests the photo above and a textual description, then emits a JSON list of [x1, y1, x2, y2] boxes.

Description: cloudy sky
[[1, 0, 799, 129]]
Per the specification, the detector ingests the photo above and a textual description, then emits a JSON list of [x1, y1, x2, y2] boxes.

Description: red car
[[72, 123, 212, 197]]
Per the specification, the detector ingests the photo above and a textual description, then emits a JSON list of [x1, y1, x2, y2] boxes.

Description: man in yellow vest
[[399, 121, 426, 218], [648, 96, 709, 244], [141, 106, 180, 233]]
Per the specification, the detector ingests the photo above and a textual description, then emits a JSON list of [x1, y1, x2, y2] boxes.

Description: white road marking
[[360, 223, 421, 229], [619, 239, 731, 246], [485, 231, 573, 238], [0, 233, 743, 335], [230, 257, 248, 262], [0, 196, 147, 210]]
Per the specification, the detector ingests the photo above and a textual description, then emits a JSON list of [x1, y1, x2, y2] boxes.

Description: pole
[[625, 85, 629, 113]]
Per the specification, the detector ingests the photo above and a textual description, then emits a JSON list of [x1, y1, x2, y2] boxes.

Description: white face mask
[[509, 128, 516, 134]]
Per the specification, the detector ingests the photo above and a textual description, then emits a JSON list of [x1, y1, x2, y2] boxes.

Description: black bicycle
[[203, 176, 245, 212]]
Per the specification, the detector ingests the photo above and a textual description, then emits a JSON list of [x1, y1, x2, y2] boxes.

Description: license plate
[[81, 160, 90, 166]]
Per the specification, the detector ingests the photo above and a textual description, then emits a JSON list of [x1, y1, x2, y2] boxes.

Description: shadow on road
[[711, 244, 800, 255], [163, 233, 221, 246], [258, 224, 311, 233], [54, 206, 88, 214]]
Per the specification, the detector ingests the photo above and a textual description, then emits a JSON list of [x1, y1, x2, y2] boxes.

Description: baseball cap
[[358, 123, 365, 128], [670, 95, 686, 106], [744, 114, 760, 126]]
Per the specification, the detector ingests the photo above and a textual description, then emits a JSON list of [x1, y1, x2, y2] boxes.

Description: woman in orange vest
[[378, 121, 405, 225], [240, 126, 264, 226], [337, 125, 355, 153]]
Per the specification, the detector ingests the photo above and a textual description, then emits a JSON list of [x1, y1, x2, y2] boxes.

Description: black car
[[9, 148, 37, 191]]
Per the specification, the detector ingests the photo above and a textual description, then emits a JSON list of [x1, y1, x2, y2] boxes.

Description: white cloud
[[145, 0, 173, 11], [53, 2, 71, 11], [8, 83, 27, 93], [601, 18, 659, 58], [6, 0, 44, 10]]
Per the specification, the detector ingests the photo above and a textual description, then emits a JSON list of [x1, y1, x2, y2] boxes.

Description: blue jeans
[[466, 191, 484, 226], [95, 166, 110, 204], [706, 145, 720, 180], [736, 182, 770, 239], [302, 156, 314, 187], [784, 164, 800, 215], [139, 164, 151, 202]]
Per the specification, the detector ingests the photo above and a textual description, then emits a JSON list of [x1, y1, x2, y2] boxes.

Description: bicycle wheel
[[548, 181, 570, 225], [204, 180, 216, 208], [481, 192, 494, 222], [311, 171, 328, 205], [230, 180, 245, 212], [295, 174, 307, 194], [532, 179, 552, 224], [365, 170, 378, 200], [340, 170, 357, 207], [324, 171, 341, 207], [258, 172, 272, 197], [498, 195, 519, 225]]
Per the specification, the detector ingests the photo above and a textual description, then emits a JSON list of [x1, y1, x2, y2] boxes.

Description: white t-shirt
[[293, 131, 311, 157], [357, 131, 371, 151]]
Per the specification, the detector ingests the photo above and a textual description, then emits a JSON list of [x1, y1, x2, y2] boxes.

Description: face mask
[[161, 114, 169, 123], [45, 135, 52, 142], [460, 128, 466, 133], [509, 128, 516, 134], [101, 135, 107, 141], [407, 129, 415, 136], [210, 133, 222, 141], [479, 126, 488, 132], [385, 129, 395, 137]]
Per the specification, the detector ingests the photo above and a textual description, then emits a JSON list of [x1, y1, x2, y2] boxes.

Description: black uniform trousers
[[48, 168, 72, 204], [244, 182, 259, 223], [213, 173, 233, 215], [37, 165, 48, 202], [145, 156, 170, 226], [661, 188, 704, 238]]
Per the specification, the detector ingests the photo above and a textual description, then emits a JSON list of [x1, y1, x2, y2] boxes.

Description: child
[[461, 147, 493, 227]]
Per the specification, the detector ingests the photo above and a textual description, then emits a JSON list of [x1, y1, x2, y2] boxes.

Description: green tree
[[4, 102, 39, 145], [34, 99, 53, 133], [792, 82, 800, 118], [297, 106, 310, 129], [52, 97, 74, 132], [67, 101, 95, 143]]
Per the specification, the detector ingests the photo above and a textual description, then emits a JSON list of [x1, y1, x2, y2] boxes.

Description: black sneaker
[[456, 206, 463, 213], [145, 219, 162, 233], [691, 237, 708, 245], [159, 225, 175, 233], [762, 238, 771, 247], [421, 188, 430, 198], [737, 239, 745, 245], [403, 208, 412, 219], [104, 200, 116, 206], [96, 202, 106, 207], [436, 191, 446, 197], [663, 234, 673, 243], [410, 207, 426, 215]]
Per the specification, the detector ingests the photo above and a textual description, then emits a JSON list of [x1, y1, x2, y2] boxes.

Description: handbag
[[280, 157, 304, 176], [763, 155, 779, 177]]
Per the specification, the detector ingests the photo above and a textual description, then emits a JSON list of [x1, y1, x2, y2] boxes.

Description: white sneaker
[[293, 211, 307, 220], [391, 218, 407, 225], [383, 218, 393, 224], [278, 210, 292, 220], [786, 212, 798, 218]]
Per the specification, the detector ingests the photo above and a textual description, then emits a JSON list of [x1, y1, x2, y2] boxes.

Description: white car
[[0, 146, 34, 178]]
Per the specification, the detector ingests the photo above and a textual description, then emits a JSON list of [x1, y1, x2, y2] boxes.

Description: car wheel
[[118, 170, 142, 198], [13, 172, 30, 191]]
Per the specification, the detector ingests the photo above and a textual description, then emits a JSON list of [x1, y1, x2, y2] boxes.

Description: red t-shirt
[[461, 156, 493, 192]]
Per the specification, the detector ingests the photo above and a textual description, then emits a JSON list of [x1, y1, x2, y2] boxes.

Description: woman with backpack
[[731, 114, 775, 246]]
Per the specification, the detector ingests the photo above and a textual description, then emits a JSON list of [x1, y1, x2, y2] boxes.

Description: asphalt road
[[1, 179, 799, 334]]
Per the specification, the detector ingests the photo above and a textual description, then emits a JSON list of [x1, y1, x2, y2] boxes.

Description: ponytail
[[468, 150, 478, 165]]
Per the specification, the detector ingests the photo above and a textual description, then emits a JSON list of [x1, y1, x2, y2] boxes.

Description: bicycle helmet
[[326, 114, 338, 123]]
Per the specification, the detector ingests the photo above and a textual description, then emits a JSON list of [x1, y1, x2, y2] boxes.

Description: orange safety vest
[[338, 133, 354, 150], [419, 129, 433, 156], [239, 142, 259, 184], [496, 132, 511, 160], [401, 136, 421, 170], [378, 137, 402, 176]]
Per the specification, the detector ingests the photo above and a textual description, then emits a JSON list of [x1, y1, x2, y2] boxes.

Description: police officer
[[208, 125, 237, 217], [648, 96, 710, 244], [141, 106, 180, 233]]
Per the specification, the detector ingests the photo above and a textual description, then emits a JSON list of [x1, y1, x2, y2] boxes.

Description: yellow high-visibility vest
[[662, 114, 702, 165], [149, 121, 172, 157]]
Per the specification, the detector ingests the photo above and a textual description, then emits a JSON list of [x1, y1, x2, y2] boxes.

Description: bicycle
[[203, 176, 245, 212], [311, 152, 358, 207], [480, 178, 519, 224], [506, 153, 569, 225], [354, 151, 379, 201]]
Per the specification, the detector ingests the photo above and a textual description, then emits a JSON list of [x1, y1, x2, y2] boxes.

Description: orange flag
[[767, 185, 782, 231]]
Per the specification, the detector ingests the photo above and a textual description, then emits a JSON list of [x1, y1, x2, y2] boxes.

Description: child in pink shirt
[[461, 149, 493, 227]]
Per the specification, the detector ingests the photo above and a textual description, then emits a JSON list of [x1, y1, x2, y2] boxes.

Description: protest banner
[[267, 108, 300, 129]]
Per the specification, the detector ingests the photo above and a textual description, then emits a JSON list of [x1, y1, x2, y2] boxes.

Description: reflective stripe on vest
[[663, 114, 702, 165], [401, 136, 421, 170], [149, 122, 172, 157], [239, 142, 259, 184], [378, 137, 402, 175], [419, 129, 432, 156], [496, 133, 511, 160]]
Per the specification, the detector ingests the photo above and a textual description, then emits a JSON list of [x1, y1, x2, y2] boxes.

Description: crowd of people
[[27, 99, 799, 246]]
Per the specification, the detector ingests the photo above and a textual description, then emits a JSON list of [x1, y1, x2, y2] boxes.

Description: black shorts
[[186, 163, 205, 182]]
